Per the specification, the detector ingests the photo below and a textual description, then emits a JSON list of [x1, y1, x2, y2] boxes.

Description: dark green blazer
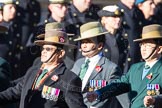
[[97, 58, 162, 108]]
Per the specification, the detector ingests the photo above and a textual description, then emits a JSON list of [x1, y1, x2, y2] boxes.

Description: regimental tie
[[142, 65, 150, 80], [79, 59, 90, 80], [35, 69, 48, 88]]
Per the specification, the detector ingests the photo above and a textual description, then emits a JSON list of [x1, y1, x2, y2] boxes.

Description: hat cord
[[44, 48, 59, 63], [144, 45, 158, 60]]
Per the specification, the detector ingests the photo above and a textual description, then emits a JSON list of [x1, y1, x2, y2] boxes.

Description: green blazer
[[97, 58, 162, 108]]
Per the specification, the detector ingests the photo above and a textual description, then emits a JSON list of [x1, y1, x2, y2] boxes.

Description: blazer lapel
[[28, 64, 42, 89], [83, 57, 105, 91], [132, 59, 162, 102], [39, 63, 66, 90], [88, 57, 105, 80]]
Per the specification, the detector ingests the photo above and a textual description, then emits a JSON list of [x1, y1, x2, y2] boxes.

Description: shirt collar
[[86, 54, 102, 63], [145, 59, 160, 68]]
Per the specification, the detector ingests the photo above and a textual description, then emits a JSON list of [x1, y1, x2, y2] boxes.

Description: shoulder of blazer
[[100, 56, 117, 67], [130, 62, 144, 69]]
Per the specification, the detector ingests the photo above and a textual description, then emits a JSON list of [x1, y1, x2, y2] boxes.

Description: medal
[[46, 87, 52, 99], [151, 84, 155, 96], [147, 84, 152, 96], [155, 84, 160, 95], [89, 80, 94, 91], [94, 80, 98, 91], [42, 85, 48, 98], [98, 80, 102, 89]]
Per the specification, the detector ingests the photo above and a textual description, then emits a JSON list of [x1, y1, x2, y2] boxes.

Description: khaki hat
[[134, 24, 162, 42], [97, 5, 122, 17], [34, 30, 76, 49], [49, 0, 70, 4], [74, 22, 108, 41], [37, 22, 74, 39]]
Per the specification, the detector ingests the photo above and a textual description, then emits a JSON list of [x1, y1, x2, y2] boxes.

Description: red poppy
[[59, 36, 65, 43], [51, 75, 59, 81], [146, 73, 152, 80], [95, 65, 102, 73]]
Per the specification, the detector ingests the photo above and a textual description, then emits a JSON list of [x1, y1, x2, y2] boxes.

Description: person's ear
[[48, 4, 53, 12], [59, 49, 65, 58], [137, 3, 143, 10], [97, 42, 103, 50], [157, 46, 162, 54]]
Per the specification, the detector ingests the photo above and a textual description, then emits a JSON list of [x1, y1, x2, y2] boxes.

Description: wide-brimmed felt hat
[[134, 24, 162, 42], [74, 22, 108, 41], [0, 0, 19, 5], [37, 22, 74, 39], [49, 0, 70, 4], [97, 5, 122, 17], [35, 30, 76, 49]]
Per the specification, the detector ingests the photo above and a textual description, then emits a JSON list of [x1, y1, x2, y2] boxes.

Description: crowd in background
[[0, 0, 162, 108]]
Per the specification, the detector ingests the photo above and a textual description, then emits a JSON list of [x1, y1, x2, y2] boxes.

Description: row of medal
[[89, 80, 107, 91], [146, 84, 160, 96], [42, 85, 60, 102]]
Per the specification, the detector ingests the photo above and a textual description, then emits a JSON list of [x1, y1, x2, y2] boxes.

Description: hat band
[[142, 31, 162, 39], [45, 36, 61, 43], [81, 27, 103, 38]]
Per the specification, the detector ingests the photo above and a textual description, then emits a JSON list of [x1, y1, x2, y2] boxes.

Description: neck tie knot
[[144, 65, 150, 69]]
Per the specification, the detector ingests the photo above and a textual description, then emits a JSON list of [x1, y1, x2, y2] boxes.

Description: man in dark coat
[[97, 5, 130, 108], [0, 24, 87, 108], [117, 0, 143, 73]]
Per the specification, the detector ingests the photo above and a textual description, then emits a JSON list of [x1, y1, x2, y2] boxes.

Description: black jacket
[[0, 59, 87, 108]]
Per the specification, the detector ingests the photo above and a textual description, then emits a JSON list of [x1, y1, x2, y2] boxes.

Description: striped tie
[[79, 59, 90, 80]]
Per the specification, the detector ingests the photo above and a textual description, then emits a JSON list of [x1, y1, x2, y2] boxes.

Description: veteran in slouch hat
[[134, 24, 162, 42]]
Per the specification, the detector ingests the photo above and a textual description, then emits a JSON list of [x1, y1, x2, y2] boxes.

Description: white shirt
[[82, 54, 102, 91]]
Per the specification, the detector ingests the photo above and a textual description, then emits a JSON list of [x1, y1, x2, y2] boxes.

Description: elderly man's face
[[41, 45, 58, 63], [3, 4, 16, 22]]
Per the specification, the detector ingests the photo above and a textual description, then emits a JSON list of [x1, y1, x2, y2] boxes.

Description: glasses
[[41, 47, 55, 52], [139, 43, 156, 49]]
